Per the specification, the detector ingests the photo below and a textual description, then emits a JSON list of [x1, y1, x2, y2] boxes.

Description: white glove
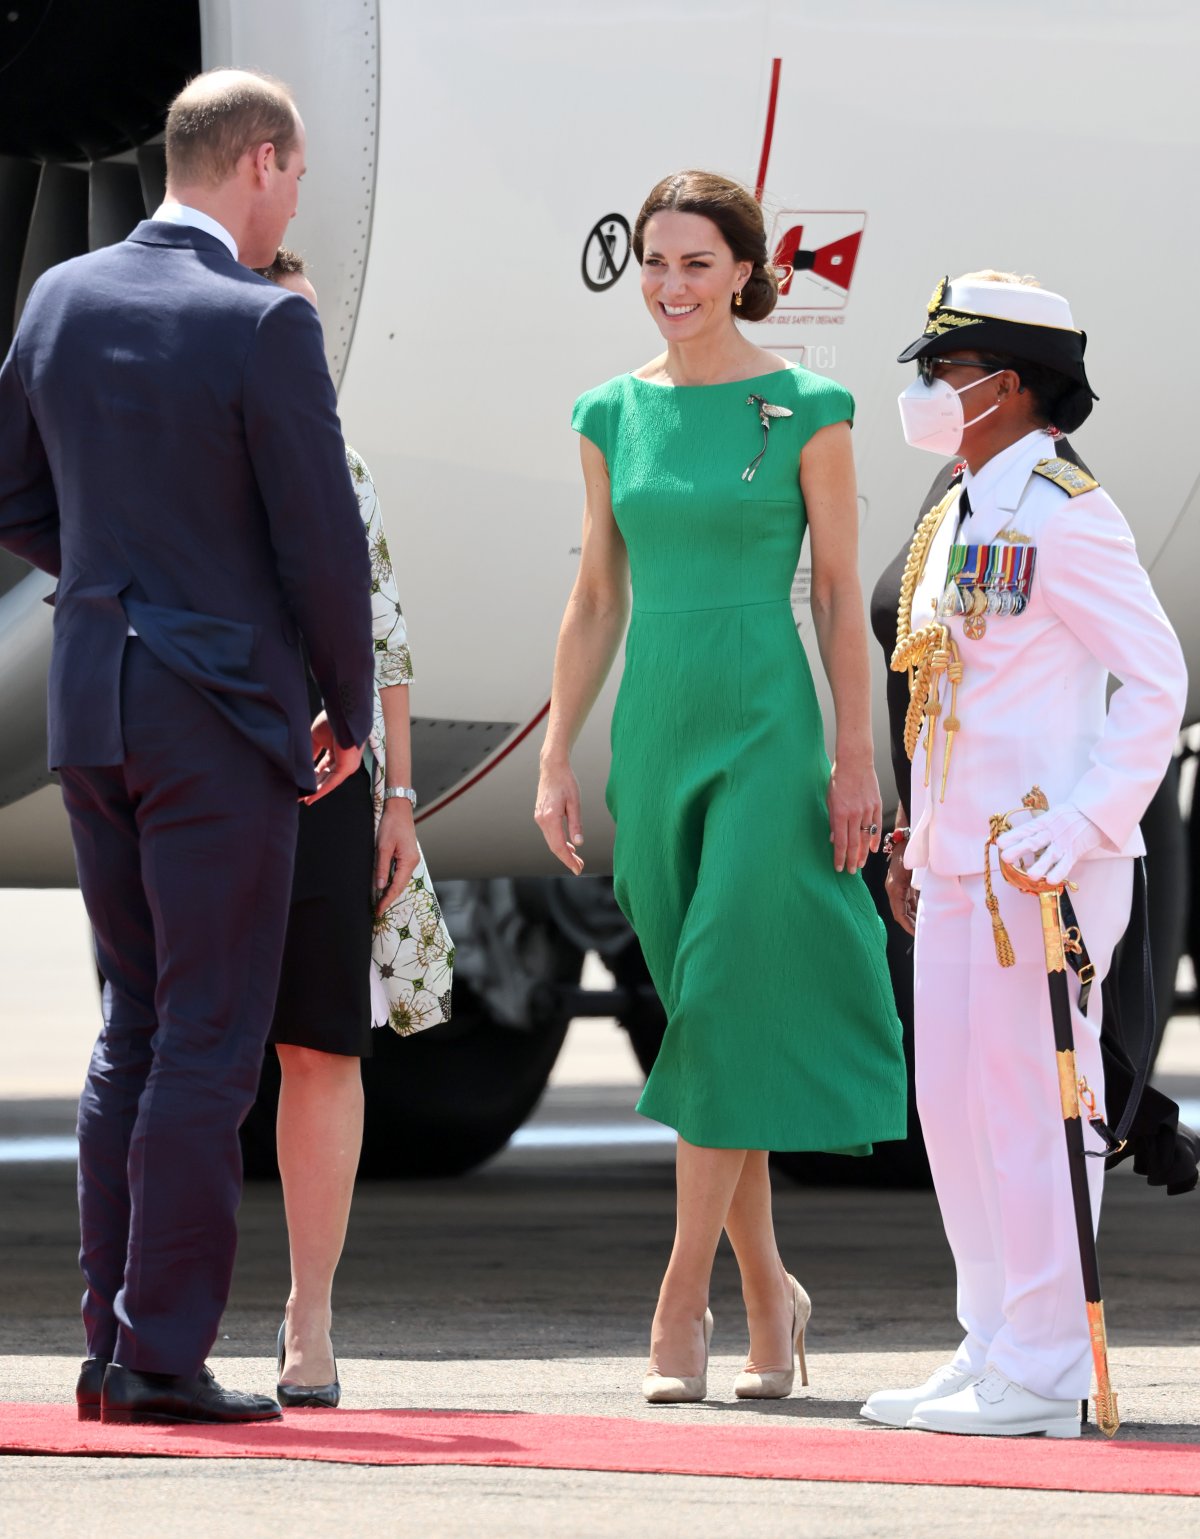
[[995, 804, 1105, 885]]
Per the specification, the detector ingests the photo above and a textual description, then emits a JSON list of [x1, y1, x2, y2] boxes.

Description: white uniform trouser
[[913, 858, 1133, 1401]]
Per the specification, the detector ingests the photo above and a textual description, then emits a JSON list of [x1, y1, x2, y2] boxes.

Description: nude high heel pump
[[642, 1309, 713, 1404], [733, 1274, 811, 1399]]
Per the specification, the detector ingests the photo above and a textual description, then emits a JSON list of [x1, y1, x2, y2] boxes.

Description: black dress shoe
[[100, 1362, 281, 1425], [76, 1357, 108, 1422], [275, 1321, 341, 1409]]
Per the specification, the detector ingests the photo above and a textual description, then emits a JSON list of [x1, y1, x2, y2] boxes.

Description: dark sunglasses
[[917, 356, 1001, 386]]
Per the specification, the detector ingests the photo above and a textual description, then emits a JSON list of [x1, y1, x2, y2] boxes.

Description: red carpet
[[2, 1404, 1199, 1494]]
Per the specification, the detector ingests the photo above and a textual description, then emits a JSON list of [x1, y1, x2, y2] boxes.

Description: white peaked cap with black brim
[[898, 274, 1099, 432]]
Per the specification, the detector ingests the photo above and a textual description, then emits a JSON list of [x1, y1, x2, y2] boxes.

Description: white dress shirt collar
[[962, 427, 1057, 514], [151, 201, 239, 261]]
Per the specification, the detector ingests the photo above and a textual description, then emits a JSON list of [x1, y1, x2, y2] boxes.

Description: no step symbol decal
[[582, 214, 631, 292]]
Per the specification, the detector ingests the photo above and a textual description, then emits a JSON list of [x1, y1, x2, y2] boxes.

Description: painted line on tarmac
[[510, 1123, 676, 1149], [0, 1124, 678, 1164], [0, 1135, 79, 1163], [5, 1102, 1199, 1163]]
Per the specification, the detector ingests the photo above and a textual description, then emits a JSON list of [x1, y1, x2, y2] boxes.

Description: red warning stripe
[[414, 698, 552, 825], [754, 58, 782, 202]]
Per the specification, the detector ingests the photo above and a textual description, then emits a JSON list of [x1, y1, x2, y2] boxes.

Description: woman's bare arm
[[374, 681, 419, 912], [534, 436, 630, 873], [801, 420, 882, 874]]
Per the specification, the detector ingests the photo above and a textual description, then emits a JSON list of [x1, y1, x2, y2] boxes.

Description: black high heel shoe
[[276, 1321, 341, 1409]]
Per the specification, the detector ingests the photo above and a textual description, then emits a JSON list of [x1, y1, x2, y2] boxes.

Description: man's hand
[[303, 710, 364, 805], [375, 799, 420, 912], [885, 851, 918, 936], [995, 803, 1104, 885]]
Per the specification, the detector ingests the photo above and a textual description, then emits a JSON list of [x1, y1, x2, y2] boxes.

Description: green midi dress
[[572, 366, 906, 1153]]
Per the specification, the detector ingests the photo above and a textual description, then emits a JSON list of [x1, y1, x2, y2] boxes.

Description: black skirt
[[269, 760, 376, 1058]]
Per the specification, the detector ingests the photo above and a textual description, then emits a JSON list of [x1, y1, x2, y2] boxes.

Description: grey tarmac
[[1, 1029, 1198, 1539]]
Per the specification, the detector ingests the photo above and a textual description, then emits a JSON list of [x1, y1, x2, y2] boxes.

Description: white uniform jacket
[[905, 428, 1186, 878]]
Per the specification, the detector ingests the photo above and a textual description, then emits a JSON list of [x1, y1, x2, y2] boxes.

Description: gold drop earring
[[734, 290, 743, 308]]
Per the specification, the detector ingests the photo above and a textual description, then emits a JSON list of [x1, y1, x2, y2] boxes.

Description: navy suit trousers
[[60, 642, 299, 1375]]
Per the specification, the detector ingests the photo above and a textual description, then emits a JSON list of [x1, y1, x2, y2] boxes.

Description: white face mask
[[897, 371, 1004, 456]]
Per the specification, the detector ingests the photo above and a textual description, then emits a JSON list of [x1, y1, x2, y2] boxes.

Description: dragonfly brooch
[[742, 395, 794, 482]]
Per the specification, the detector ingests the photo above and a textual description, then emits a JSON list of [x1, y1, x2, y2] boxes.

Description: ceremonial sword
[[985, 791, 1120, 1438]]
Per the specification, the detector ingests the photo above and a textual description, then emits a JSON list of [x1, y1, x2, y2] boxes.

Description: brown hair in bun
[[632, 170, 781, 323]]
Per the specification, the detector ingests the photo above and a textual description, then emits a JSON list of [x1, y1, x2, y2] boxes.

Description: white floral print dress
[[347, 446, 454, 1034]]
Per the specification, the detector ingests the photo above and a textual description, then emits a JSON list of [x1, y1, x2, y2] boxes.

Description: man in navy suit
[[0, 69, 374, 1424]]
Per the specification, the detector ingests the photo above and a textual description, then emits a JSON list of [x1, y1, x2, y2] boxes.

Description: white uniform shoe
[[859, 1363, 976, 1428], [908, 1367, 1080, 1437]]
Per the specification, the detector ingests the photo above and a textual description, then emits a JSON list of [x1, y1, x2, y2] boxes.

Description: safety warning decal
[[768, 211, 866, 311]]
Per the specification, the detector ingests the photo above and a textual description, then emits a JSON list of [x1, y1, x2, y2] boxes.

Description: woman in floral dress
[[358, 440, 455, 1033], [259, 252, 452, 1406]]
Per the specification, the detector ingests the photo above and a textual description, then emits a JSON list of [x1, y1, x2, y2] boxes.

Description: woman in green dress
[[535, 171, 906, 1404]]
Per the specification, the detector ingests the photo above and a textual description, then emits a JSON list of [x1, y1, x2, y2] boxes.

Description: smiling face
[[639, 210, 752, 344]]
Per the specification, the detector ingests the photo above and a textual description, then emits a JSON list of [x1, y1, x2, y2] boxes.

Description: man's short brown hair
[[165, 69, 299, 187]]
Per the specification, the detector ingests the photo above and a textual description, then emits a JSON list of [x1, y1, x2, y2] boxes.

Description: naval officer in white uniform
[[863, 273, 1187, 1437]]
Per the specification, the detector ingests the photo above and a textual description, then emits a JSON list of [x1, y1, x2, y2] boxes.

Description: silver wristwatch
[[384, 786, 418, 809]]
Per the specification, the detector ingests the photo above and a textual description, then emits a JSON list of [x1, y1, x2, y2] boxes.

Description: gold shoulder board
[[1032, 458, 1099, 497]]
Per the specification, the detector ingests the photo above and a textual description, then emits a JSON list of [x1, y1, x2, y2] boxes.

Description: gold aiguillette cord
[[891, 488, 963, 797]]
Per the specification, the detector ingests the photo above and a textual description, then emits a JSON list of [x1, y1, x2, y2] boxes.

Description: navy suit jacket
[[0, 220, 374, 792]]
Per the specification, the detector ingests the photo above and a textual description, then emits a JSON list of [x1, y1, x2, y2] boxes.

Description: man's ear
[[248, 141, 275, 188]]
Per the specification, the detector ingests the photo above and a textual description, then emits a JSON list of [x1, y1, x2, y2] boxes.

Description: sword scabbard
[[1056, 1050, 1080, 1120], [1039, 890, 1066, 973], [989, 796, 1121, 1444], [1087, 1300, 1121, 1437]]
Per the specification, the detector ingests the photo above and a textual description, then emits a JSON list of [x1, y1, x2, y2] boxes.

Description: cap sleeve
[[571, 384, 611, 455], [805, 376, 855, 438]]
